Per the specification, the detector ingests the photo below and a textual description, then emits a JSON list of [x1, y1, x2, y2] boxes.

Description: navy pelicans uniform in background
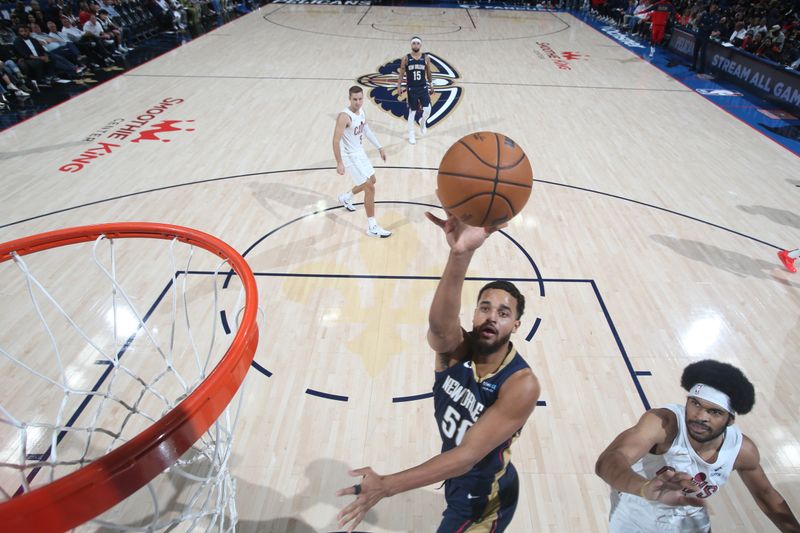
[[405, 52, 430, 112], [433, 331, 531, 532]]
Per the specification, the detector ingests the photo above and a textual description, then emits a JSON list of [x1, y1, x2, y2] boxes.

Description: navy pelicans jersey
[[433, 336, 530, 496], [406, 53, 428, 89]]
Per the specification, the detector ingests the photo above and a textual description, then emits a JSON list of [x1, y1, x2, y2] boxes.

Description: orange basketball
[[437, 132, 533, 227]]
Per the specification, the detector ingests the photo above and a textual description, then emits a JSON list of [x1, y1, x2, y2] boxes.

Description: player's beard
[[686, 420, 727, 443], [472, 326, 511, 356]]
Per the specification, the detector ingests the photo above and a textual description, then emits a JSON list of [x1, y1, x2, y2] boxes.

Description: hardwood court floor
[[0, 4, 798, 532]]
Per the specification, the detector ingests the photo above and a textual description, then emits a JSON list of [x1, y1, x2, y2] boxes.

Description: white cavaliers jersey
[[339, 107, 367, 158], [609, 403, 743, 532]]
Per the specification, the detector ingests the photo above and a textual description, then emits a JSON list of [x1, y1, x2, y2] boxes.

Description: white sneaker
[[366, 225, 392, 238], [338, 193, 355, 212], [408, 134, 416, 145], [649, 46, 654, 57]]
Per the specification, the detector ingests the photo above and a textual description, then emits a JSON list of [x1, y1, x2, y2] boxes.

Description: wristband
[[639, 479, 652, 499]]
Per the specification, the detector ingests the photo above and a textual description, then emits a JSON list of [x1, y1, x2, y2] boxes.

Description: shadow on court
[[737, 205, 800, 230], [650, 235, 798, 285]]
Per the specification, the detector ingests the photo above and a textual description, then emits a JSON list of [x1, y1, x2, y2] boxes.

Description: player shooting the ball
[[335, 210, 540, 533]]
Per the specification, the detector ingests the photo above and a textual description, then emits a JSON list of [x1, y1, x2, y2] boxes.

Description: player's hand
[[428, 86, 434, 95], [379, 148, 386, 162], [425, 209, 505, 255], [397, 86, 406, 95], [336, 161, 345, 175], [641, 469, 705, 507], [336, 467, 388, 533]]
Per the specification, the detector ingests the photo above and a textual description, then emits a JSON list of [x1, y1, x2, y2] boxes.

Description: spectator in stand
[[30, 22, 83, 64], [97, 9, 130, 51], [83, 12, 124, 56], [13, 24, 78, 84], [78, 2, 93, 26], [57, 18, 116, 66], [744, 30, 765, 53], [729, 21, 747, 46], [750, 16, 768, 36], [767, 24, 785, 52], [756, 36, 781, 61]]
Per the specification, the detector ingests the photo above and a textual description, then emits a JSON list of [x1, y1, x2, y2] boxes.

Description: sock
[[408, 110, 416, 135], [368, 216, 377, 229], [790, 249, 800, 259], [421, 105, 431, 129]]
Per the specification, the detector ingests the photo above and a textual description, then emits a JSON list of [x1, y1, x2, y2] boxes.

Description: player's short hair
[[348, 85, 363, 96], [477, 281, 525, 319], [98, 8, 108, 14], [680, 360, 755, 415]]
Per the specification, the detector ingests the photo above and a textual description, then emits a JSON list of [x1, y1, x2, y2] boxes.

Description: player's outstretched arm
[[425, 211, 504, 357], [595, 409, 704, 506], [736, 436, 800, 532], [332, 112, 348, 175], [335, 371, 539, 532]]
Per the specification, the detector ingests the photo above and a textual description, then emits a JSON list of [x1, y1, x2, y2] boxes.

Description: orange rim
[[0, 223, 259, 532]]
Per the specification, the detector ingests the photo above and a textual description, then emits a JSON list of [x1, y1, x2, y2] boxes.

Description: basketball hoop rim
[[0, 222, 259, 533]]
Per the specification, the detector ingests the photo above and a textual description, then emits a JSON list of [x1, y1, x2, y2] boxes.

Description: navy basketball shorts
[[436, 463, 519, 533]]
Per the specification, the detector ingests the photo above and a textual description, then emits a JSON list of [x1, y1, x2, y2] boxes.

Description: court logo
[[131, 120, 196, 143], [696, 88, 742, 97], [60, 98, 193, 173], [535, 43, 588, 70], [357, 53, 462, 129]]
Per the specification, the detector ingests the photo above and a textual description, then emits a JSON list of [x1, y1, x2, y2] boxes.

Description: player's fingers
[[347, 512, 365, 533], [337, 501, 359, 522], [425, 211, 446, 227], [335, 485, 356, 497], [350, 467, 371, 477], [678, 495, 706, 507]]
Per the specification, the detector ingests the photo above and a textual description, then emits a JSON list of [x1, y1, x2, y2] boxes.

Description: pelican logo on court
[[357, 53, 462, 129], [130, 120, 196, 143]]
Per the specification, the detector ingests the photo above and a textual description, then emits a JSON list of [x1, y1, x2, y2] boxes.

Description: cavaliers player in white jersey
[[332, 85, 391, 238], [596, 360, 800, 532]]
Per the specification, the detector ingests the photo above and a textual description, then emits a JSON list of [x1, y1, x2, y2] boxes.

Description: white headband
[[689, 383, 735, 414], [411, 37, 422, 44]]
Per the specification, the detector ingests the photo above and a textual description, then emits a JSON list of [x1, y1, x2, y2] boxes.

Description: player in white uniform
[[596, 360, 800, 532], [332, 85, 391, 238]]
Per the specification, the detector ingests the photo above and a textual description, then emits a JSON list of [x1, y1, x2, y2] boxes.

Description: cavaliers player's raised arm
[[595, 408, 676, 495], [735, 436, 800, 532]]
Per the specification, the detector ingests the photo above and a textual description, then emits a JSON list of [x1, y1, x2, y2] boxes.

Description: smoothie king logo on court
[[535, 42, 588, 70], [59, 98, 194, 173], [357, 54, 462, 129]]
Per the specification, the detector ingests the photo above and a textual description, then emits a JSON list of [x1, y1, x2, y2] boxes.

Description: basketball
[[437, 132, 533, 227]]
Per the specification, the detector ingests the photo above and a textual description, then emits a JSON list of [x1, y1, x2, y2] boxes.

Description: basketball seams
[[499, 153, 528, 170], [457, 139, 498, 170], [442, 192, 496, 210], [479, 133, 502, 227], [438, 131, 532, 228], [438, 171, 533, 189]]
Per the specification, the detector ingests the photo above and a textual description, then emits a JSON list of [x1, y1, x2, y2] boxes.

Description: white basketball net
[[0, 233, 251, 531]]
